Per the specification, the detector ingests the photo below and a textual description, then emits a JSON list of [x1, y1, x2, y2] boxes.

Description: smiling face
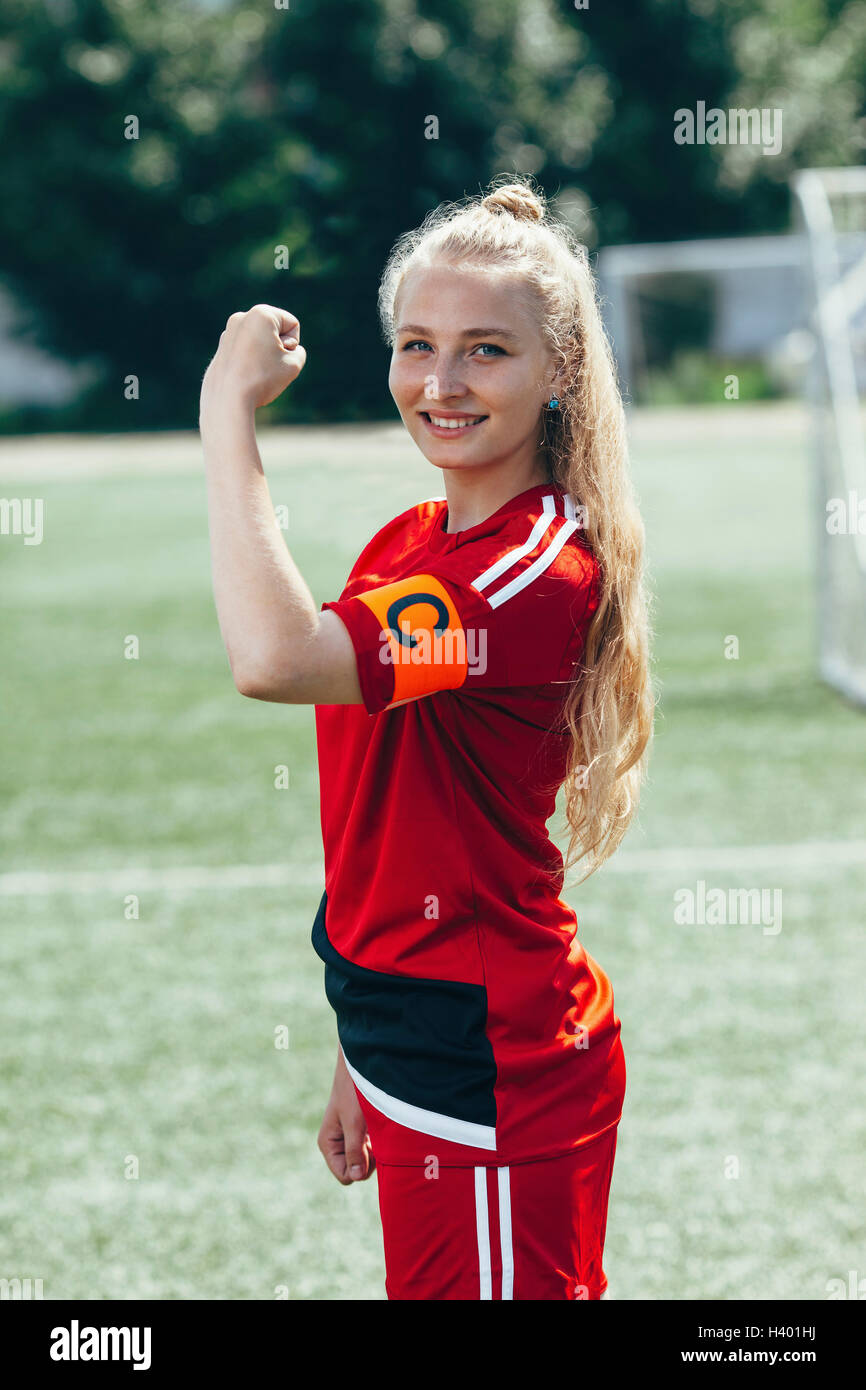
[[388, 260, 559, 482]]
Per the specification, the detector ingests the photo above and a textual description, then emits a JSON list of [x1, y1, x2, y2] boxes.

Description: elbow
[[234, 670, 271, 700], [230, 652, 273, 700], [231, 655, 298, 702]]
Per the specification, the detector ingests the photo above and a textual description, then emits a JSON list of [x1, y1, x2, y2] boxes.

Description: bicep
[[241, 609, 364, 705]]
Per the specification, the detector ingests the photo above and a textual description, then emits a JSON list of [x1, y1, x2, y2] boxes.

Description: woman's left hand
[[201, 303, 307, 413]]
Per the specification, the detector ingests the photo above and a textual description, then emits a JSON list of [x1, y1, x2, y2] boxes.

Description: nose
[[427, 351, 469, 402]]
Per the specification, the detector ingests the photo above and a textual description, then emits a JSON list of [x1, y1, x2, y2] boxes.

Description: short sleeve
[[323, 535, 600, 716]]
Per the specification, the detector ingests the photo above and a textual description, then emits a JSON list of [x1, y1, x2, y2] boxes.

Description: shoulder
[[368, 496, 446, 549], [345, 496, 445, 582], [380, 496, 447, 535], [499, 487, 597, 582], [443, 487, 600, 622]]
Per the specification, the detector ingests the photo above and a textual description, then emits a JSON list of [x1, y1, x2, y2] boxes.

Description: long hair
[[378, 177, 655, 883]]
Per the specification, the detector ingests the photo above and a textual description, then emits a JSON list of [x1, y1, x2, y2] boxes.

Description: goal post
[[791, 167, 866, 707]]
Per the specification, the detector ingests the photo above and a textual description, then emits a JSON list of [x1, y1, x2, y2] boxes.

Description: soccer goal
[[791, 166, 866, 707]]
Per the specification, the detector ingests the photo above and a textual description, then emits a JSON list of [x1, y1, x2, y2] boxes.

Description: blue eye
[[402, 339, 432, 352], [474, 343, 506, 356]]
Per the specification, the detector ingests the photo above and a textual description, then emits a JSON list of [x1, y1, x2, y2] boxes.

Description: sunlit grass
[[1, 404, 863, 1299]]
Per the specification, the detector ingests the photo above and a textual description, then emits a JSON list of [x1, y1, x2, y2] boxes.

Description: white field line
[[598, 839, 866, 874], [0, 404, 812, 481], [0, 863, 324, 897], [0, 840, 864, 897]]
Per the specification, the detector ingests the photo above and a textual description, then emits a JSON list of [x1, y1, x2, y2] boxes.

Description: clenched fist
[[318, 1049, 376, 1186], [201, 303, 307, 413]]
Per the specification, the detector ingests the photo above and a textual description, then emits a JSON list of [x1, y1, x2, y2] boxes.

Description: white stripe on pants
[[474, 1166, 514, 1300]]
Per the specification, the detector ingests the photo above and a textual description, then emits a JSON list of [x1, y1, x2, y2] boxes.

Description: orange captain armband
[[354, 573, 469, 708]]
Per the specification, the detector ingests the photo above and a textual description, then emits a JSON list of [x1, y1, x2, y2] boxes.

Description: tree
[[0, 0, 862, 429]]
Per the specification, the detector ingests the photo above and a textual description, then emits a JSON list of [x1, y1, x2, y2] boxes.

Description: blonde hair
[[378, 177, 655, 882]]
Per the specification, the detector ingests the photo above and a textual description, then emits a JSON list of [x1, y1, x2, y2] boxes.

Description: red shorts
[[374, 1127, 617, 1301]]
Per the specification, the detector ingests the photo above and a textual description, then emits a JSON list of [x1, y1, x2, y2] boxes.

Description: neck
[[442, 453, 553, 534]]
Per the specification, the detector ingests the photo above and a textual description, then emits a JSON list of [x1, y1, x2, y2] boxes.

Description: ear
[[548, 337, 577, 400], [543, 345, 568, 402], [541, 369, 565, 408]]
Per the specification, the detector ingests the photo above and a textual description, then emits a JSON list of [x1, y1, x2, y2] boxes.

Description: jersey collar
[[425, 482, 562, 554]]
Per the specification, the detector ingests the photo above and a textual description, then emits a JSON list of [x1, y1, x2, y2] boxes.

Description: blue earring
[[547, 397, 560, 410]]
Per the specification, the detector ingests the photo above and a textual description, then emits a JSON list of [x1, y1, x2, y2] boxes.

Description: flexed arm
[[199, 305, 362, 705]]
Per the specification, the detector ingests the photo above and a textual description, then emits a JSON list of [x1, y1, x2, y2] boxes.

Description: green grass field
[[1, 402, 864, 1300]]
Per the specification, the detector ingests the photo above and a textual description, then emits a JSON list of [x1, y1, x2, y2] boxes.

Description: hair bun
[[481, 182, 545, 224]]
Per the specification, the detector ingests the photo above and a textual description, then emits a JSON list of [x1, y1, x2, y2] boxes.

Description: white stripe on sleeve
[[485, 518, 578, 609], [472, 502, 559, 592]]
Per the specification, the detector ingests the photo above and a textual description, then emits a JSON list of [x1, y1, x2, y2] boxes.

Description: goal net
[[791, 167, 866, 707]]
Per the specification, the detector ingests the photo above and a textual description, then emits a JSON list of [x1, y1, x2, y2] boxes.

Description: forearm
[[201, 390, 319, 693]]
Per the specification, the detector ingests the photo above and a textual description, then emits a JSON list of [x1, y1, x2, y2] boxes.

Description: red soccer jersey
[[313, 481, 626, 1166]]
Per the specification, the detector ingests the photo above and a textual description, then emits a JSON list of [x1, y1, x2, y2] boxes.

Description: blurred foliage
[[641, 350, 780, 405], [0, 0, 863, 428]]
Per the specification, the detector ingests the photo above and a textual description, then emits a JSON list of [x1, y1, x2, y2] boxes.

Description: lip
[[419, 410, 488, 439]]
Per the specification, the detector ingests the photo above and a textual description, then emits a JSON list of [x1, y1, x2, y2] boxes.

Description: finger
[[255, 304, 300, 339], [318, 1129, 353, 1186], [282, 343, 306, 373], [280, 320, 302, 350], [356, 1141, 375, 1180], [344, 1123, 373, 1182]]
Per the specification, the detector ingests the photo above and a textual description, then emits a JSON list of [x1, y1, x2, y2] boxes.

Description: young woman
[[200, 180, 653, 1301]]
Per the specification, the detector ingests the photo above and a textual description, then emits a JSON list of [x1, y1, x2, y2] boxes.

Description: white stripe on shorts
[[474, 1168, 492, 1300], [474, 1166, 514, 1300], [498, 1167, 514, 1300]]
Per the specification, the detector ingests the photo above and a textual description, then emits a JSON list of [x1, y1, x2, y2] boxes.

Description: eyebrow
[[396, 324, 519, 341]]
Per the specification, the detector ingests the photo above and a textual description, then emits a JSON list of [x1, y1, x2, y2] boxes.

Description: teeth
[[429, 415, 483, 429]]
